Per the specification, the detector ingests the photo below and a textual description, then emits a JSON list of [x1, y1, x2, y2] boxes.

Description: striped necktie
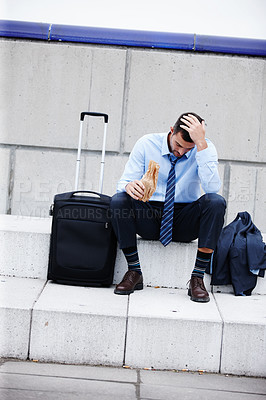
[[159, 154, 178, 246]]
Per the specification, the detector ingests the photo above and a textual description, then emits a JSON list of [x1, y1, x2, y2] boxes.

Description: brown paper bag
[[140, 160, 160, 202]]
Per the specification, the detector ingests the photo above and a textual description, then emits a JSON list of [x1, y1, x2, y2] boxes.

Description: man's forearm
[[196, 142, 221, 193], [195, 140, 208, 152]]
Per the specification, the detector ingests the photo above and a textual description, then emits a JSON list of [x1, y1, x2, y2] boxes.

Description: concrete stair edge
[[0, 214, 266, 294], [0, 276, 265, 377]]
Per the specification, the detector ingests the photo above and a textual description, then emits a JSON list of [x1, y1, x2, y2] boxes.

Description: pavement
[[1, 359, 266, 400]]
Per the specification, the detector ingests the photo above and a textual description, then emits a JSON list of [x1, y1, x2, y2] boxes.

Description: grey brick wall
[[0, 39, 265, 230]]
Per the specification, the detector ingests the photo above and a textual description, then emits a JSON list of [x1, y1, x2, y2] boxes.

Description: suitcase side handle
[[80, 112, 108, 123]]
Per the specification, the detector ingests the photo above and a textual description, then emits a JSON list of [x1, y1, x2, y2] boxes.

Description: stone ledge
[[0, 277, 46, 359], [0, 214, 265, 294]]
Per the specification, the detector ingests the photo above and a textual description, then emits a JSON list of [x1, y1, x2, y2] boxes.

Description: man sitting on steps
[[110, 112, 226, 303]]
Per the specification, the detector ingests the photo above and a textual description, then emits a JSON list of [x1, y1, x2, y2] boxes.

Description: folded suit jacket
[[208, 211, 266, 296]]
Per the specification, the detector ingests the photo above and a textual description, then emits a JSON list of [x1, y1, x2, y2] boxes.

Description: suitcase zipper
[[55, 203, 110, 221], [57, 217, 110, 228]]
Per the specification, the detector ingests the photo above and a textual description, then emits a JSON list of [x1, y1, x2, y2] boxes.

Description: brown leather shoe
[[188, 276, 210, 303], [114, 270, 143, 295]]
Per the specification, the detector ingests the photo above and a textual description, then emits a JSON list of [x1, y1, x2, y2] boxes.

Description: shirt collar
[[161, 132, 170, 156], [161, 132, 194, 159]]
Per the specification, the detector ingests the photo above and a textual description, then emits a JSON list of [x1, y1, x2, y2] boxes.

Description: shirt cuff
[[116, 182, 127, 193]]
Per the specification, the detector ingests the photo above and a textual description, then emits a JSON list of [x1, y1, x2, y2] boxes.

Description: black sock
[[191, 250, 212, 279], [122, 246, 142, 275]]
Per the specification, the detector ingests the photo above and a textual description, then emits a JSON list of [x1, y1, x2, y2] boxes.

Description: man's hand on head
[[180, 114, 207, 152], [126, 180, 145, 200]]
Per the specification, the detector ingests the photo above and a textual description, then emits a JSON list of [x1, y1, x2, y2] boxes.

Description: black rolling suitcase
[[48, 112, 117, 286]]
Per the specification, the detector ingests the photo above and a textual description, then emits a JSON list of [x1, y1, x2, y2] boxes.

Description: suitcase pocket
[[56, 218, 111, 271]]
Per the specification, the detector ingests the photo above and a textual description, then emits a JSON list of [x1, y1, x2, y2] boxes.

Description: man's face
[[168, 128, 195, 158]]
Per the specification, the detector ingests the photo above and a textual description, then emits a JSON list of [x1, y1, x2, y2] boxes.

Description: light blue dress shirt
[[117, 132, 221, 203]]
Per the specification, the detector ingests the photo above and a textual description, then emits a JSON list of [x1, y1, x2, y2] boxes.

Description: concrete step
[[1, 214, 266, 294], [1, 276, 265, 377]]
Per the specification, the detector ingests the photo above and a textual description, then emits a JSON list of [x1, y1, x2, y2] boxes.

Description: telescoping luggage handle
[[74, 112, 109, 194]]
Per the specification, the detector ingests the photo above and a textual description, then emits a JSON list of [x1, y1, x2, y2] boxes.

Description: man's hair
[[173, 112, 204, 143]]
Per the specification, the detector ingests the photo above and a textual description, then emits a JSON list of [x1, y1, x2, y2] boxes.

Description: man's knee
[[110, 192, 136, 220], [110, 192, 129, 209], [200, 193, 226, 213]]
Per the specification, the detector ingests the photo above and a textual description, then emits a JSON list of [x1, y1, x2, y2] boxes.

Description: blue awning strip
[[50, 24, 194, 50], [0, 20, 50, 40], [1, 19, 266, 56], [195, 34, 266, 56]]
